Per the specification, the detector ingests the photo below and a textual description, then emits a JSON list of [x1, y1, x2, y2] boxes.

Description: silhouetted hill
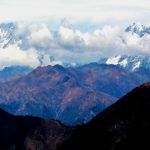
[[1, 81, 150, 149], [0, 108, 70, 150], [59, 81, 150, 150]]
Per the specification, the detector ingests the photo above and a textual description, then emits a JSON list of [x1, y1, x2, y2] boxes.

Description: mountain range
[[0, 22, 150, 126], [0, 22, 150, 149], [0, 80, 150, 149], [0, 63, 150, 125]]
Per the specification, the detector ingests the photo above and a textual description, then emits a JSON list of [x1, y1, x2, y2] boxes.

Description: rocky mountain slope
[[0, 63, 149, 125], [0, 64, 116, 125]]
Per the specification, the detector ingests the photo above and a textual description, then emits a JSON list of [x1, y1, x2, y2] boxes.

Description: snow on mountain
[[99, 55, 150, 71], [0, 23, 17, 48], [105, 55, 121, 65], [125, 23, 150, 37]]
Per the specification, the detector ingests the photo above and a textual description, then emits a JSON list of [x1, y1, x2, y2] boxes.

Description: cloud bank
[[0, 44, 40, 69], [0, 21, 150, 68]]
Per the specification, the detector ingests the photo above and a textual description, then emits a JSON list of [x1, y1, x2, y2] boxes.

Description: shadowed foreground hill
[[1, 82, 150, 149], [59, 81, 150, 150], [0, 108, 71, 150]]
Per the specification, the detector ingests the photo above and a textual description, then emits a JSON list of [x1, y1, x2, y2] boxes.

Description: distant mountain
[[0, 63, 149, 125], [125, 22, 150, 37], [99, 55, 150, 71], [0, 66, 32, 82], [59, 81, 150, 150], [0, 64, 116, 125], [77, 63, 146, 98]]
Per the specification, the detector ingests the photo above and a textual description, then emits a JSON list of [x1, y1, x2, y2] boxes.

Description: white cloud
[[0, 21, 150, 67], [27, 24, 55, 49], [0, 0, 149, 68], [58, 24, 124, 54], [51, 23, 150, 64], [123, 33, 150, 54], [40, 54, 63, 66], [0, 44, 40, 69], [58, 26, 85, 49]]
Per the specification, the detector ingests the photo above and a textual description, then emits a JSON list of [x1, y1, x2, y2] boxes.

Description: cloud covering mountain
[[0, 21, 150, 69]]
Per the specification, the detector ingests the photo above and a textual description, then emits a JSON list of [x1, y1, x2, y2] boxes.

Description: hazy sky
[[0, 0, 149, 25], [0, 0, 149, 68]]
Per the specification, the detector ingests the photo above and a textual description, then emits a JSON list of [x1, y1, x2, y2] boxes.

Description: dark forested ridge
[[1, 81, 150, 149]]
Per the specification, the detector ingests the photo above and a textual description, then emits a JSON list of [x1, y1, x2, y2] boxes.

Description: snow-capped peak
[[0, 23, 17, 48], [131, 23, 145, 31], [125, 23, 150, 37], [99, 55, 150, 71], [106, 55, 121, 65], [119, 58, 128, 67]]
